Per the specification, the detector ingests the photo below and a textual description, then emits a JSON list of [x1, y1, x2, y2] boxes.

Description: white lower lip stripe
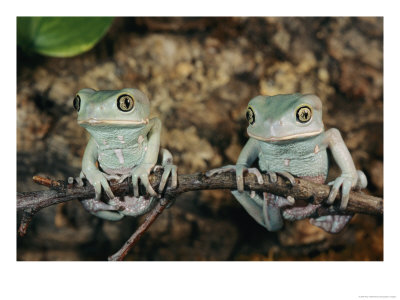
[[78, 119, 148, 125], [247, 128, 323, 141]]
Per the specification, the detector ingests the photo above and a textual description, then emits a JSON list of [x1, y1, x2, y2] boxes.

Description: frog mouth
[[78, 118, 149, 125], [247, 128, 323, 142]]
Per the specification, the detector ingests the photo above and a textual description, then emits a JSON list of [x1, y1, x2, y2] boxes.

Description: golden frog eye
[[296, 105, 312, 123], [246, 106, 255, 125], [117, 94, 134, 112], [73, 95, 81, 111]]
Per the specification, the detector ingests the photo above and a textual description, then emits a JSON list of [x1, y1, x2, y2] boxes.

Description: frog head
[[245, 93, 324, 142], [74, 88, 150, 128]]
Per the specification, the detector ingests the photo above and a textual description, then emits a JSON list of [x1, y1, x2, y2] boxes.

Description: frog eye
[[73, 95, 81, 112], [296, 105, 312, 123], [246, 106, 255, 125], [117, 94, 134, 112], [246, 106, 256, 125]]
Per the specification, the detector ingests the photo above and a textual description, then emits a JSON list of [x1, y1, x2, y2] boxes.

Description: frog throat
[[78, 118, 149, 125], [247, 128, 323, 142]]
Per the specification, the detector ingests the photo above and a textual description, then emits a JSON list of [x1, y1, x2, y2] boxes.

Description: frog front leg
[[207, 138, 293, 231], [158, 149, 178, 192], [322, 128, 368, 209], [80, 137, 124, 221], [308, 129, 368, 233], [131, 117, 162, 197]]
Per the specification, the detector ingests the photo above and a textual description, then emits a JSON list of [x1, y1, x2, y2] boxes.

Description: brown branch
[[17, 171, 383, 260]]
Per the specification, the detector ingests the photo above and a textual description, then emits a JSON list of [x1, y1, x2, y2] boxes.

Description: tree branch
[[17, 171, 383, 260]]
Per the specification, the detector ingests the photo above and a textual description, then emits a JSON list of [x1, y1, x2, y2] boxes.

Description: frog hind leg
[[309, 215, 352, 234], [231, 191, 284, 231], [263, 193, 284, 232], [80, 199, 124, 221]]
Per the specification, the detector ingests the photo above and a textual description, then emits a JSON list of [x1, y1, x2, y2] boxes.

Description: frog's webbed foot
[[157, 149, 178, 193], [326, 170, 366, 210], [309, 215, 353, 233]]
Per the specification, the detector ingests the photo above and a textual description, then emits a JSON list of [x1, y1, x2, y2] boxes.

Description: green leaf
[[17, 17, 114, 57]]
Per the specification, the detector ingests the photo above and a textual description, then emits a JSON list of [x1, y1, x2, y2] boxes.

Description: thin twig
[[108, 198, 171, 261]]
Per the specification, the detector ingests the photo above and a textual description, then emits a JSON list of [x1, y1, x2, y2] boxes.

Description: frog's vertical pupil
[[73, 95, 81, 112], [117, 94, 134, 112]]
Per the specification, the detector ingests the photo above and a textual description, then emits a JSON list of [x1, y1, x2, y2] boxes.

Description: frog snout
[[267, 120, 284, 138]]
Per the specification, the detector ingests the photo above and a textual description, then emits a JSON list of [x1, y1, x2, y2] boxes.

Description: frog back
[[258, 134, 328, 178]]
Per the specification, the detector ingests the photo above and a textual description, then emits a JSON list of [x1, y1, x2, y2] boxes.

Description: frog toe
[[276, 171, 296, 185], [171, 166, 178, 188], [117, 173, 130, 183], [92, 211, 124, 221], [140, 174, 158, 197], [340, 180, 352, 209], [205, 165, 236, 177], [81, 198, 123, 216], [327, 177, 344, 205], [160, 164, 178, 191], [247, 168, 264, 184], [75, 176, 84, 187], [356, 170, 368, 190], [266, 171, 277, 183]]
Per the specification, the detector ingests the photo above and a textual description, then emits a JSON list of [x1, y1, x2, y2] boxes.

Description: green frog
[[73, 88, 177, 221], [207, 93, 367, 233]]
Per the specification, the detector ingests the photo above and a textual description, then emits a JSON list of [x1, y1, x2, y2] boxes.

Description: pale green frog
[[207, 93, 367, 233], [73, 88, 177, 221]]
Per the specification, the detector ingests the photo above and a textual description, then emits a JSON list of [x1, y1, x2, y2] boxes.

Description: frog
[[206, 93, 367, 233], [73, 88, 177, 221]]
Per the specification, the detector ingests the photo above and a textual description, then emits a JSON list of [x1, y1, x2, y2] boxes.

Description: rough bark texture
[[17, 172, 383, 260], [17, 17, 383, 261], [18, 172, 382, 217]]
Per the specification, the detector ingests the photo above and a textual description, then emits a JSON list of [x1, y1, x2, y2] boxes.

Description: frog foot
[[309, 215, 353, 233], [131, 163, 158, 198], [326, 170, 366, 210], [68, 176, 84, 187], [266, 171, 296, 185], [205, 165, 237, 177], [81, 198, 124, 213], [206, 165, 264, 193], [80, 170, 115, 201], [158, 149, 178, 193], [281, 203, 320, 221], [109, 195, 157, 217]]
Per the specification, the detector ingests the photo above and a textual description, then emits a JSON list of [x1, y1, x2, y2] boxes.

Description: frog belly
[[98, 144, 146, 175], [259, 150, 328, 177], [257, 135, 329, 178]]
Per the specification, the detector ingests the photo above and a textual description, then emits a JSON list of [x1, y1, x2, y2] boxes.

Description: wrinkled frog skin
[[73, 88, 177, 221], [207, 94, 367, 233]]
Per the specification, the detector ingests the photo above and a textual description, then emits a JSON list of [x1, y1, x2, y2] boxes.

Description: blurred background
[[17, 17, 383, 261]]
